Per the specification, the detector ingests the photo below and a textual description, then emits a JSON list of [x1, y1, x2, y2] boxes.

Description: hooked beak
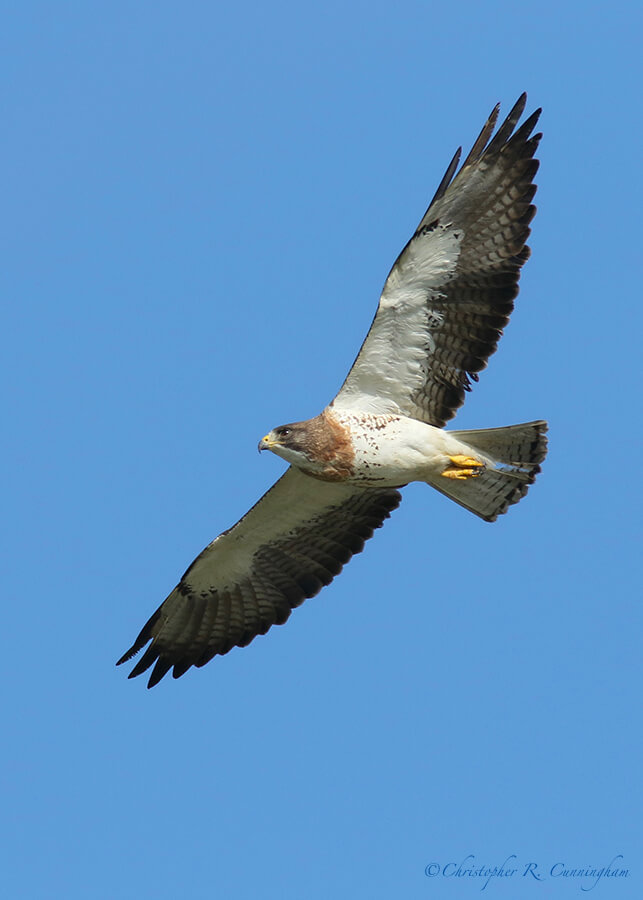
[[258, 433, 277, 453]]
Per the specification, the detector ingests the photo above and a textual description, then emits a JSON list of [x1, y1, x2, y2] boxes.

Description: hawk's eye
[[280, 428, 292, 438]]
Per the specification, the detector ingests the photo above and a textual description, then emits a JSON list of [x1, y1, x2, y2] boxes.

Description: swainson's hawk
[[118, 94, 547, 687]]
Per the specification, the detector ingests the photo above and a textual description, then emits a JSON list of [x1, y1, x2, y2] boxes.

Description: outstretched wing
[[333, 94, 541, 428], [117, 469, 401, 687]]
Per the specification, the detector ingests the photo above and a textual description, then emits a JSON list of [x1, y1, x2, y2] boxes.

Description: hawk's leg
[[441, 455, 485, 480]]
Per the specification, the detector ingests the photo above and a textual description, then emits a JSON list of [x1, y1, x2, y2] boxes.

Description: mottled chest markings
[[343, 413, 402, 454]]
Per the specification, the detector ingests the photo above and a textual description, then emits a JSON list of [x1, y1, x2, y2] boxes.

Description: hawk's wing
[[333, 94, 541, 428], [117, 469, 401, 687]]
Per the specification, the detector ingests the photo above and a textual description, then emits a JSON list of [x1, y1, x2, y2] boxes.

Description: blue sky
[[3, 2, 641, 898]]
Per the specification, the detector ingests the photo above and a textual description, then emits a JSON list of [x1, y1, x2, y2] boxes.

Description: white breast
[[336, 412, 451, 486]]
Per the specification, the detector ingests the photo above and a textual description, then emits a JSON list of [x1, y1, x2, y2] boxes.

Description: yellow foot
[[441, 454, 485, 480], [449, 455, 484, 468]]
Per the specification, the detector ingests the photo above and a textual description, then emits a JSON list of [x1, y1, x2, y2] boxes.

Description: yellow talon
[[448, 455, 484, 468], [441, 467, 482, 480], [441, 454, 485, 480]]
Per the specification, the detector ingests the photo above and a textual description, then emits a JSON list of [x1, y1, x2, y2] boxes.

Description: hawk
[[118, 94, 547, 687]]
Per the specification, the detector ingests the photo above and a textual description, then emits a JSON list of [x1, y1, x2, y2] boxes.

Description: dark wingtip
[[124, 642, 159, 681], [426, 146, 462, 208], [116, 607, 163, 669], [512, 92, 528, 118], [485, 93, 530, 154], [171, 659, 193, 679], [146, 657, 173, 689], [457, 101, 499, 172], [116, 638, 146, 667]]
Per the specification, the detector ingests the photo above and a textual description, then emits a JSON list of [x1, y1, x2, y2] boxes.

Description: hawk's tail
[[429, 420, 548, 522]]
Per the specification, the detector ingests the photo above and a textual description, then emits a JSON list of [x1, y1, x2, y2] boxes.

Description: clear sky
[[3, 2, 641, 898]]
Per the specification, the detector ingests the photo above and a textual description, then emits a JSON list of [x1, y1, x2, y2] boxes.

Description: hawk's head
[[258, 412, 355, 482], [258, 422, 313, 467]]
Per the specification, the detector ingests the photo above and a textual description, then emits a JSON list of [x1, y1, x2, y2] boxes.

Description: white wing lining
[[334, 223, 463, 413]]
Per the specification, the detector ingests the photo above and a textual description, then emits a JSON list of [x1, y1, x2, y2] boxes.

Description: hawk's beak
[[258, 433, 276, 453]]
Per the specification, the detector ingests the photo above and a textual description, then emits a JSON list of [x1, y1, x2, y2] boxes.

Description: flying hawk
[[118, 94, 547, 687]]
